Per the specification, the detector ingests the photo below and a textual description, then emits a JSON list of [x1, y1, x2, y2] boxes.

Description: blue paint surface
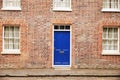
[[54, 31, 70, 65]]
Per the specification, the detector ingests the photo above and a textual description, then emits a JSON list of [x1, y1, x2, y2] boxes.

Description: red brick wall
[[0, 19, 27, 68], [0, 0, 120, 69]]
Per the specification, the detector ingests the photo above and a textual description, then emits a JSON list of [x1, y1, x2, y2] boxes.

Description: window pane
[[108, 40, 114, 50], [114, 28, 118, 39], [4, 27, 9, 38], [9, 27, 14, 38], [103, 0, 108, 8], [114, 40, 118, 50], [66, 26, 70, 29], [15, 0, 19, 7], [54, 0, 60, 7], [3, 0, 21, 8], [15, 41, 19, 49], [54, 0, 70, 8], [54, 25, 59, 29], [103, 0, 110, 8], [4, 26, 9, 31], [4, 44, 9, 49], [108, 28, 113, 38], [9, 39, 14, 44], [111, 0, 118, 8], [60, 25, 64, 29], [4, 39, 9, 44], [61, 0, 65, 7], [14, 27, 20, 38], [4, 39, 9, 49], [103, 28, 107, 39], [14, 27, 19, 31], [103, 0, 119, 9], [14, 39, 19, 44], [9, 44, 13, 49], [9, 39, 14, 49], [14, 33, 19, 38], [14, 44, 19, 49], [14, 39, 19, 49], [103, 40, 108, 50], [66, 0, 70, 7], [114, 28, 118, 33], [54, 25, 70, 30], [114, 33, 118, 39], [7, 0, 14, 7]]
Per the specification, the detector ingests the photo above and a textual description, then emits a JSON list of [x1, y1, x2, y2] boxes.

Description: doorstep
[[0, 69, 120, 77], [54, 66, 71, 70]]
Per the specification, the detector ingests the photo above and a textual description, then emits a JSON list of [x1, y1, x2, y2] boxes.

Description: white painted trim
[[2, 26, 4, 54], [70, 26, 72, 68], [101, 8, 120, 12], [1, 50, 21, 54], [54, 30, 70, 31], [1, 7, 21, 10], [52, 26, 72, 68], [102, 53, 120, 55], [53, 65, 70, 67], [118, 27, 119, 53], [118, 0, 120, 10], [53, 8, 72, 12], [102, 51, 120, 55]]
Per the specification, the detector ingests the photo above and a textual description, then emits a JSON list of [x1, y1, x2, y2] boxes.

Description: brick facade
[[0, 0, 120, 69]]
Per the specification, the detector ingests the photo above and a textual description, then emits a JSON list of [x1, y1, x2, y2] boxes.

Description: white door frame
[[52, 25, 72, 67]]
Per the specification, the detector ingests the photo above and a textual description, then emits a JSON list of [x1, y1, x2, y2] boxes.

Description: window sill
[[102, 51, 120, 55], [1, 7, 21, 11], [53, 8, 72, 12], [101, 9, 120, 12], [1, 51, 21, 55]]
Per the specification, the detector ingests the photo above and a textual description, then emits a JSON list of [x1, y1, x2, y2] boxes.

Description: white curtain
[[15, 0, 20, 7], [3, 0, 6, 8], [103, 28, 118, 50], [14, 27, 19, 49], [4, 26, 19, 50], [65, 0, 70, 8], [4, 27, 9, 49], [111, 0, 118, 9], [54, 0, 70, 8], [103, 0, 118, 9], [3, 0, 20, 8], [103, 0, 109, 8], [114, 0, 118, 8]]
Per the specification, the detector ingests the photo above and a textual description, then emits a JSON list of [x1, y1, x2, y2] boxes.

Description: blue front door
[[54, 31, 70, 66]]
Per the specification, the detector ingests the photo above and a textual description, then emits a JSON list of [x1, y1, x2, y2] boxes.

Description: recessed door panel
[[54, 31, 70, 65]]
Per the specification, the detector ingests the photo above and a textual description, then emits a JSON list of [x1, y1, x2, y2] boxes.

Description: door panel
[[54, 31, 70, 65]]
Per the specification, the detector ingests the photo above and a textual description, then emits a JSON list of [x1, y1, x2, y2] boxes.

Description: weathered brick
[[0, 0, 119, 69]]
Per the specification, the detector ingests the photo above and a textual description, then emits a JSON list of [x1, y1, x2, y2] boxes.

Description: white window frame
[[102, 0, 120, 12], [1, 0, 21, 10], [1, 26, 20, 54], [102, 27, 120, 55], [53, 0, 72, 11]]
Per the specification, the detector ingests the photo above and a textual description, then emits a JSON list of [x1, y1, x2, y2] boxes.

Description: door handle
[[60, 50, 64, 54]]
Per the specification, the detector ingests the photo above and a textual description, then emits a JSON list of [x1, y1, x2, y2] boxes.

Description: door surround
[[52, 25, 72, 68]]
